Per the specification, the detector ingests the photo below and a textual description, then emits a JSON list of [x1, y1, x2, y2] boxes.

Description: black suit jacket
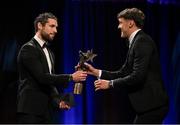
[[101, 30, 169, 113], [17, 38, 70, 116]]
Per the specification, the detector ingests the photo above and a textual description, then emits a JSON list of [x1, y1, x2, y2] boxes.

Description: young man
[[86, 8, 169, 124]]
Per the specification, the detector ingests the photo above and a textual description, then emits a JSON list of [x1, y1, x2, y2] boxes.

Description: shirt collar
[[34, 35, 46, 48], [128, 29, 141, 48]]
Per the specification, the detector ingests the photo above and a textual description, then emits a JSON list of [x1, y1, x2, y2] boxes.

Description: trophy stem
[[74, 83, 83, 94], [73, 82, 83, 94]]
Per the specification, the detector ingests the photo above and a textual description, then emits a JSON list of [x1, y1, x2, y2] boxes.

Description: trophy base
[[74, 83, 83, 94]]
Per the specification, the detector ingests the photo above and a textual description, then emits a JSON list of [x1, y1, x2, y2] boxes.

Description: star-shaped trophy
[[74, 49, 97, 94]]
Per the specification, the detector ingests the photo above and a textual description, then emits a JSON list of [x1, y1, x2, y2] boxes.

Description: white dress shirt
[[34, 35, 52, 74], [128, 29, 141, 48]]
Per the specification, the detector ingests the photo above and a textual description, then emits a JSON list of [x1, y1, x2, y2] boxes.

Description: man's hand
[[84, 63, 100, 77], [94, 79, 110, 91], [72, 71, 87, 82], [59, 101, 70, 110]]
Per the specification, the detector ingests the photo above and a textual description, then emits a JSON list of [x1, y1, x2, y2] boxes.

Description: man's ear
[[129, 20, 134, 28], [37, 22, 43, 30], [129, 20, 135, 28]]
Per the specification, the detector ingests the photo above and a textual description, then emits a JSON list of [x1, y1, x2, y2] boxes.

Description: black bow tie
[[42, 43, 48, 49]]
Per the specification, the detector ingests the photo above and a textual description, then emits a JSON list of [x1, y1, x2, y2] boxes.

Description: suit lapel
[[31, 38, 50, 73], [125, 30, 142, 62], [47, 48, 55, 73]]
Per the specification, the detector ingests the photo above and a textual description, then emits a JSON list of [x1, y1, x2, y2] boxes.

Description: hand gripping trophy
[[74, 49, 97, 94]]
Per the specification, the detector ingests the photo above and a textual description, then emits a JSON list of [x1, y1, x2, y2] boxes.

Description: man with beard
[[17, 12, 87, 123]]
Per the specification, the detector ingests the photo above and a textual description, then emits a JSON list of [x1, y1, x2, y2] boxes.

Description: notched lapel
[[32, 39, 50, 73], [126, 31, 142, 64], [47, 48, 55, 73]]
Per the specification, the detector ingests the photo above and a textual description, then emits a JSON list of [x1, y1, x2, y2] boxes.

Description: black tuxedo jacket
[[17, 38, 70, 116], [101, 30, 169, 113]]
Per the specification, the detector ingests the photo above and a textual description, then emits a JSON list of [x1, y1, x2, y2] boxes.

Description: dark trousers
[[134, 105, 169, 124], [17, 112, 52, 124]]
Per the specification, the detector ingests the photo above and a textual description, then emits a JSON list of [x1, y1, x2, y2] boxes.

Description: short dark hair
[[117, 8, 145, 28], [34, 12, 57, 32]]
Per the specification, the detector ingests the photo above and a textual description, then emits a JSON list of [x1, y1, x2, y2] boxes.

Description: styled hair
[[34, 12, 57, 32], [117, 8, 145, 28]]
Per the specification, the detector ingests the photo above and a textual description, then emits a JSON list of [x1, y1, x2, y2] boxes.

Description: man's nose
[[54, 28, 57, 33]]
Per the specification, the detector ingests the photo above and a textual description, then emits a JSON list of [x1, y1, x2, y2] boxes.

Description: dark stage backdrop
[[0, 0, 180, 124]]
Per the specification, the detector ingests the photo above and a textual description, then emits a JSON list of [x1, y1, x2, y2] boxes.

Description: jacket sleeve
[[50, 86, 61, 108], [50, 86, 75, 108], [112, 37, 153, 88], [101, 36, 153, 88], [101, 61, 129, 80], [19, 44, 70, 86]]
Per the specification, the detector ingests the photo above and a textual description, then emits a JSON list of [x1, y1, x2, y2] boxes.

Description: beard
[[41, 31, 55, 42]]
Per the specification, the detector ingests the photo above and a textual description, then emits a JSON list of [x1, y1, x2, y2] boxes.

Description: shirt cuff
[[98, 70, 102, 79], [111, 80, 114, 87], [109, 80, 114, 88]]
